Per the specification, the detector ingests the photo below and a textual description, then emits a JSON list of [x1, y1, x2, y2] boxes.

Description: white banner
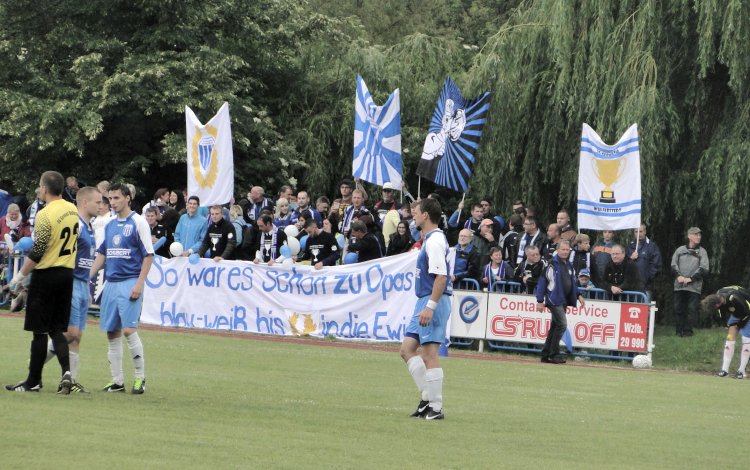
[[186, 102, 234, 206], [480, 292, 649, 352], [577, 123, 641, 230], [143, 252, 421, 342]]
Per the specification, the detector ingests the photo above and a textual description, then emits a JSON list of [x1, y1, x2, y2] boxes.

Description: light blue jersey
[[98, 212, 154, 282], [415, 229, 453, 298], [74, 215, 95, 281]]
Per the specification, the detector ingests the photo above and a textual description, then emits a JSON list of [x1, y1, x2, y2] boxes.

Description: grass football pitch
[[0, 315, 745, 469]]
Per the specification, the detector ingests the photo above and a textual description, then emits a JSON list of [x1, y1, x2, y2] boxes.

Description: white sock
[[69, 351, 79, 382], [407, 356, 428, 401], [108, 336, 124, 385], [739, 338, 750, 373], [722, 340, 736, 372], [44, 339, 56, 364], [126, 332, 145, 379], [425, 368, 444, 412]]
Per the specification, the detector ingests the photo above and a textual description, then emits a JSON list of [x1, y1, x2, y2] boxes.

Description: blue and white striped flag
[[577, 123, 641, 230], [353, 76, 402, 189], [417, 78, 491, 192]]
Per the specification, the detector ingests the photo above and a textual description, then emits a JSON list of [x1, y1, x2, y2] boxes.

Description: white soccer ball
[[169, 242, 184, 257], [632, 354, 652, 369]]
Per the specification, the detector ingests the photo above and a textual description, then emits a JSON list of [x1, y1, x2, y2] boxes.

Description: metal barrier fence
[[451, 281, 656, 362]]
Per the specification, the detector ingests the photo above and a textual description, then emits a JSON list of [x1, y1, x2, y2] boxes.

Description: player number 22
[[59, 225, 79, 256]]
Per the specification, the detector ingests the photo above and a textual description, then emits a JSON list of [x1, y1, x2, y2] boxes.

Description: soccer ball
[[169, 242, 184, 257], [632, 354, 652, 369]]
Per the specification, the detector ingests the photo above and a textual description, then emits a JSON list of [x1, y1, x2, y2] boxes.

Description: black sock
[[50, 331, 70, 375], [26, 333, 47, 386]]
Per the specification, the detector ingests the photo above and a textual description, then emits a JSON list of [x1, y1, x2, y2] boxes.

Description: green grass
[[0, 314, 746, 469]]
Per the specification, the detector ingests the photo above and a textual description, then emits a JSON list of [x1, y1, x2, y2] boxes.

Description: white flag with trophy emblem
[[577, 123, 641, 231], [186, 102, 234, 206]]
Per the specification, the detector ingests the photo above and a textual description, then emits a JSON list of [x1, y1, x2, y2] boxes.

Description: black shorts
[[24, 267, 74, 333]]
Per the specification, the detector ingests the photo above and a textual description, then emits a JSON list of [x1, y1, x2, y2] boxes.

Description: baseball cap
[[578, 268, 591, 278], [382, 182, 395, 191], [687, 227, 702, 235]]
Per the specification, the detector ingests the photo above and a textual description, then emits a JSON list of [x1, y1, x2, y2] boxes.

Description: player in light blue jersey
[[399, 198, 452, 420], [90, 183, 154, 394], [44, 187, 101, 393]]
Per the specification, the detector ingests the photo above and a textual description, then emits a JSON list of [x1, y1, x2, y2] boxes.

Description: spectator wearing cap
[[577, 268, 595, 290], [479, 196, 506, 238], [331, 178, 354, 223], [373, 182, 401, 227], [671, 227, 709, 337], [475, 217, 498, 268], [626, 223, 662, 300]]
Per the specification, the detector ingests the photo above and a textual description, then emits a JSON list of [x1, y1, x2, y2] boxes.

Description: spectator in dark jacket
[[386, 221, 413, 256], [625, 224, 662, 299], [600, 244, 644, 297], [453, 229, 481, 287], [536, 240, 584, 364], [515, 245, 545, 295], [346, 220, 382, 263]]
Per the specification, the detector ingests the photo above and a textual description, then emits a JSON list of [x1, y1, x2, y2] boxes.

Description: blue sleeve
[[190, 219, 209, 253], [447, 210, 461, 228], [536, 266, 548, 304], [174, 217, 184, 244]]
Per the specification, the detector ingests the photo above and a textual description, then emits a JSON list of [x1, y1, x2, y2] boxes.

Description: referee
[[5, 171, 79, 394]]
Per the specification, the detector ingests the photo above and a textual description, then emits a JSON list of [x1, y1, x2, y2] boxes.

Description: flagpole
[[457, 192, 466, 221], [417, 176, 421, 201]]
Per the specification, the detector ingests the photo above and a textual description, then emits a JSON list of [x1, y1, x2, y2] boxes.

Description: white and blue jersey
[[415, 229, 453, 298], [74, 216, 95, 281], [97, 212, 154, 282]]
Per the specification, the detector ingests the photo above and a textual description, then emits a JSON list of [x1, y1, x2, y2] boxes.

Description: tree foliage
[[1, 0, 749, 288]]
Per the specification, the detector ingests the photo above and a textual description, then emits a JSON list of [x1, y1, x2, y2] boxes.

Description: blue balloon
[[188, 253, 200, 265], [343, 252, 359, 264], [280, 245, 292, 259], [16, 237, 33, 252], [299, 235, 308, 252]]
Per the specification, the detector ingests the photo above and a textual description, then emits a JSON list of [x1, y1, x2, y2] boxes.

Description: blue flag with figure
[[417, 78, 491, 192], [353, 76, 402, 189]]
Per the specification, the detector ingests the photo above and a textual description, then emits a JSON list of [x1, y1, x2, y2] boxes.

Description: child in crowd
[[577, 268, 595, 290], [482, 246, 511, 290], [570, 233, 591, 277]]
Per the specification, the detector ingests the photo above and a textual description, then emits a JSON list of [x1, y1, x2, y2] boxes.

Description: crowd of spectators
[[0, 176, 665, 281]]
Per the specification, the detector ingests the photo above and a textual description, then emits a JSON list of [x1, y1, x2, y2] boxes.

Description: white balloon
[[169, 242, 184, 257], [282, 257, 294, 268], [286, 236, 301, 256], [284, 225, 299, 238]]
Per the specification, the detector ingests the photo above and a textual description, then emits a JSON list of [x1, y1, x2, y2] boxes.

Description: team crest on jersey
[[113, 234, 122, 246], [123, 225, 133, 237]]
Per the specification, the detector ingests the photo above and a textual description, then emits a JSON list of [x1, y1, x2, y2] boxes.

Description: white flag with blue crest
[[186, 102, 234, 206], [353, 76, 402, 189], [577, 123, 641, 230]]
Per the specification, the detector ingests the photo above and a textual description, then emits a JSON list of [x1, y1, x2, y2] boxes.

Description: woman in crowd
[[386, 221, 414, 256]]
